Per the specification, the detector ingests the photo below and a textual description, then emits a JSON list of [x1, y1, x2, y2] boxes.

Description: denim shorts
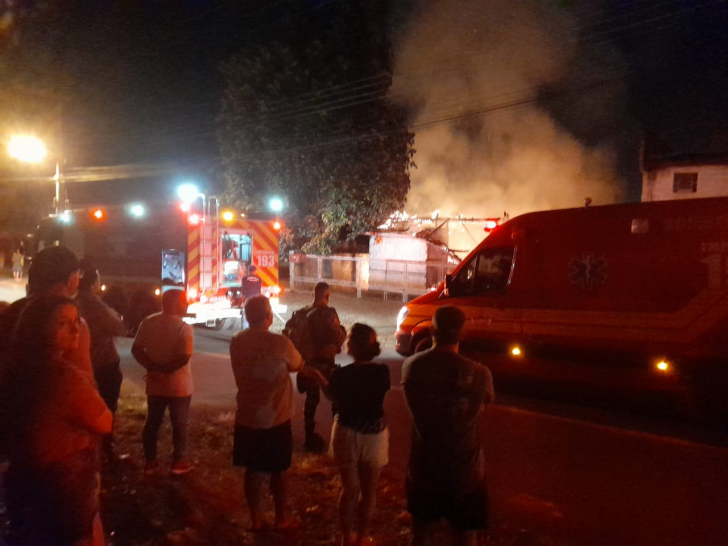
[[330, 416, 389, 468]]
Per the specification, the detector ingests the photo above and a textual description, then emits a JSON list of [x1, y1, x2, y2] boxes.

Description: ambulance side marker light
[[154, 288, 161, 296], [511, 346, 522, 356]]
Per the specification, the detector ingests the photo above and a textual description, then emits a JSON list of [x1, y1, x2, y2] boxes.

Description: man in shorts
[[230, 295, 324, 530], [401, 306, 495, 546]]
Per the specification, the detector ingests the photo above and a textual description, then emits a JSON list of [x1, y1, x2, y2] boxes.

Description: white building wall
[[642, 164, 728, 202]]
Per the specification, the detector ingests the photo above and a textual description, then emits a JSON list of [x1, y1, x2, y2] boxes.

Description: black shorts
[[233, 421, 292, 472], [406, 475, 489, 531]]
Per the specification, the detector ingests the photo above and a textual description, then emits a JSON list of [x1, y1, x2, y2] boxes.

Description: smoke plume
[[392, 0, 628, 221]]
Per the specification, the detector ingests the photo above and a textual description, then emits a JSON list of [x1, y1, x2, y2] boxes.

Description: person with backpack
[[284, 282, 346, 452]]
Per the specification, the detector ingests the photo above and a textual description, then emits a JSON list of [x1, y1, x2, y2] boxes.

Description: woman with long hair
[[0, 295, 112, 545], [327, 323, 390, 546]]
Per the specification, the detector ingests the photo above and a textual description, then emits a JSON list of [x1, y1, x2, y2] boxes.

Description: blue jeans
[[142, 395, 191, 462]]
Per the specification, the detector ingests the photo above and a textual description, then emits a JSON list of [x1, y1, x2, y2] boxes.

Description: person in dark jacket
[[299, 282, 346, 452], [76, 260, 127, 458]]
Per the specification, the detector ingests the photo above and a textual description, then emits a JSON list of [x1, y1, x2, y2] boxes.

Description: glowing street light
[[7, 135, 47, 164], [7, 135, 65, 215], [177, 183, 202, 204], [130, 204, 145, 218], [269, 197, 284, 212]]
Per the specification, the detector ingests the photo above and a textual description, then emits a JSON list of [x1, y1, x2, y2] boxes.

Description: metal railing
[[289, 254, 457, 301]]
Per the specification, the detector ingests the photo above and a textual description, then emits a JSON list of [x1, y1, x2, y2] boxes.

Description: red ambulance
[[396, 197, 728, 415]]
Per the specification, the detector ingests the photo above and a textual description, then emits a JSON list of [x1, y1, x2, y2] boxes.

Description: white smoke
[[393, 0, 626, 221]]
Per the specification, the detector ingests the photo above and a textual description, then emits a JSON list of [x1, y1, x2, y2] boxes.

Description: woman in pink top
[[0, 295, 112, 545]]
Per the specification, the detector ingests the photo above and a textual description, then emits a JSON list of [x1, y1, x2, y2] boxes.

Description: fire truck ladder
[[199, 196, 220, 293]]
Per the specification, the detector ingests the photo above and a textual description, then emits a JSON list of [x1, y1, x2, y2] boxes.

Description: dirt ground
[[100, 393, 416, 546]]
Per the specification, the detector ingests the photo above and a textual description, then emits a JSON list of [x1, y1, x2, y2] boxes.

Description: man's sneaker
[[143, 460, 160, 475], [304, 433, 326, 453], [170, 461, 193, 475]]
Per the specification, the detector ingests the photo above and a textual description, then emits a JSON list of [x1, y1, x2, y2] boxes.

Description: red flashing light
[[92, 209, 104, 220], [180, 203, 191, 213], [484, 219, 499, 232], [188, 213, 201, 225], [273, 221, 282, 231]]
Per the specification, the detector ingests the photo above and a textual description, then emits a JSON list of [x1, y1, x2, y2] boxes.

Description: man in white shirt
[[132, 289, 194, 476]]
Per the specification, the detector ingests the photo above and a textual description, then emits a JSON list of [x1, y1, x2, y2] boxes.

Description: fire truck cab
[[36, 201, 284, 331], [396, 197, 728, 414]]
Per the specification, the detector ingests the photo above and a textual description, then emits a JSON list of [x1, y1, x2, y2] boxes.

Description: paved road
[[0, 276, 25, 305], [118, 327, 728, 546]]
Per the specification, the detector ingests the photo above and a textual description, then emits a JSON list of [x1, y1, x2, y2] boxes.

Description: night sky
[[2, 0, 727, 208]]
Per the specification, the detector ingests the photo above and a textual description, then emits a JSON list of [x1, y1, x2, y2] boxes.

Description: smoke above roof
[[392, 0, 629, 219]]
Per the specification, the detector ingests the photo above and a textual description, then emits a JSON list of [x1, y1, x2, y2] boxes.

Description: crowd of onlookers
[[0, 245, 494, 546]]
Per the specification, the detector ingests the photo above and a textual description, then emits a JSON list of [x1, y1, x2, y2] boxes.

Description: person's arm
[[131, 342, 158, 370], [97, 300, 127, 337], [66, 371, 113, 434], [285, 337, 328, 388], [314, 309, 346, 358], [481, 367, 495, 407], [131, 343, 191, 373], [69, 319, 94, 379], [302, 366, 329, 390]]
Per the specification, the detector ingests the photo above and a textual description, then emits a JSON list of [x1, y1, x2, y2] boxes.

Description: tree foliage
[[218, 0, 414, 254]]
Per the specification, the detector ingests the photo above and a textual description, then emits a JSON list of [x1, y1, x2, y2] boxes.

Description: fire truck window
[[473, 247, 514, 294]]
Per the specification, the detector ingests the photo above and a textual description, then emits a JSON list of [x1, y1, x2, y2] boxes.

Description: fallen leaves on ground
[[102, 393, 413, 546]]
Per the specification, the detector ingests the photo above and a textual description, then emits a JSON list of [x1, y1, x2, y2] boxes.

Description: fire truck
[[35, 200, 283, 331], [395, 197, 728, 417]]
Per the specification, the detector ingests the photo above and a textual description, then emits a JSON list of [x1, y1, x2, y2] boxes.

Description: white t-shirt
[[134, 312, 194, 397], [230, 329, 303, 429]]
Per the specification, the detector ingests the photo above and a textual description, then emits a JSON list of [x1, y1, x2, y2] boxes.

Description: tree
[[218, 0, 414, 254]]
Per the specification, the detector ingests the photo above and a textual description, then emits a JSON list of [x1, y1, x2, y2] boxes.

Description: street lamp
[[7, 135, 47, 163], [7, 134, 64, 216]]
